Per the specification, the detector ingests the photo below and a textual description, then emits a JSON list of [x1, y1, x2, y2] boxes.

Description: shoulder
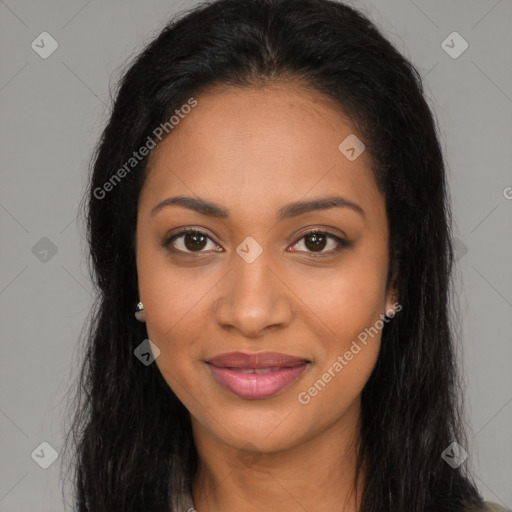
[[481, 502, 511, 512]]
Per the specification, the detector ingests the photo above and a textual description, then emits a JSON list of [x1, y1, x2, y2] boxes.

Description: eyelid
[[162, 227, 348, 255]]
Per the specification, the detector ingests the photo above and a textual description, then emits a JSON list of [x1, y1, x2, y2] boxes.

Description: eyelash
[[162, 228, 348, 258]]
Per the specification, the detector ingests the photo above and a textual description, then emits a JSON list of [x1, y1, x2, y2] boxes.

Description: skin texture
[[135, 83, 398, 512]]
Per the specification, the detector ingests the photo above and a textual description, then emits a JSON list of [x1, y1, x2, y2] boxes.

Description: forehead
[[141, 83, 383, 222]]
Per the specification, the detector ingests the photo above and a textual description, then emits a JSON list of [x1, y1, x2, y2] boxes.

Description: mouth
[[206, 351, 310, 400]]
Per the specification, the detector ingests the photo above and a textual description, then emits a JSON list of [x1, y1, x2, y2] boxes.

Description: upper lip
[[207, 351, 310, 369]]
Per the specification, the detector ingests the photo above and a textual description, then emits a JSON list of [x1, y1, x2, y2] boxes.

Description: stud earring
[[135, 301, 146, 322], [384, 305, 398, 320], [384, 309, 395, 320]]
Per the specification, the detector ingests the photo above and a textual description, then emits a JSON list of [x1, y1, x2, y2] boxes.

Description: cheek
[[295, 272, 385, 422], [299, 248, 389, 345], [145, 298, 208, 411], [137, 240, 216, 338], [136, 244, 211, 392], [293, 246, 388, 403]]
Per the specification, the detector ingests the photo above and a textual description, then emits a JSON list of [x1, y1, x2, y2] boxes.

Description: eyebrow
[[150, 195, 365, 220]]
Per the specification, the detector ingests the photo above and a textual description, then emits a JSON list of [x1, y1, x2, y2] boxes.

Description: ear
[[384, 261, 400, 317], [385, 289, 399, 317]]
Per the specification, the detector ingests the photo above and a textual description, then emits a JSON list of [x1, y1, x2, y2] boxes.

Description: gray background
[[0, 0, 511, 510]]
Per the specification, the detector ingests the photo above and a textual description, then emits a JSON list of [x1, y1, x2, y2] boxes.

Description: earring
[[384, 306, 398, 320], [135, 301, 146, 322]]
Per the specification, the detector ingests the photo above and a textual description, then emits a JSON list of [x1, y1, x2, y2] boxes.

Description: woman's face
[[136, 83, 397, 454]]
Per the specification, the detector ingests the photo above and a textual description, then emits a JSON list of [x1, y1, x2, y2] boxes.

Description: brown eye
[[183, 232, 207, 251], [304, 232, 328, 252], [288, 230, 347, 256], [164, 229, 221, 254]]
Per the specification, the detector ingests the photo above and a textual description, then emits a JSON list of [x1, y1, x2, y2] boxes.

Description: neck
[[190, 403, 364, 512]]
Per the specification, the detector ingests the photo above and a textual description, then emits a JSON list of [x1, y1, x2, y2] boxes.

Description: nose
[[214, 253, 295, 339]]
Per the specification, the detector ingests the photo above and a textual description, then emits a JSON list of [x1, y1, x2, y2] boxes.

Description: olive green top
[[485, 503, 511, 512], [172, 491, 510, 512]]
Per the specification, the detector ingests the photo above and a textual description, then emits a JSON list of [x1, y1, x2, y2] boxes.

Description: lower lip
[[207, 363, 309, 400]]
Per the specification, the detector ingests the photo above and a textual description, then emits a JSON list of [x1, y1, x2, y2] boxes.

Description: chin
[[193, 402, 313, 452]]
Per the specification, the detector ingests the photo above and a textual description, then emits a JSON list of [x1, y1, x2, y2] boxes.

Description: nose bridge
[[214, 249, 293, 336]]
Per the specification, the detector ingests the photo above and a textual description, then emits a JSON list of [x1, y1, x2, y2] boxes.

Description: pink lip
[[206, 351, 310, 400]]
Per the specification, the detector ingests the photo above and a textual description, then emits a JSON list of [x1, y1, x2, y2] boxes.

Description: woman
[[64, 0, 508, 510]]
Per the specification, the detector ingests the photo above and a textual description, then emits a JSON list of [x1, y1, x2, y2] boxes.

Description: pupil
[[305, 233, 326, 251], [185, 233, 207, 251]]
